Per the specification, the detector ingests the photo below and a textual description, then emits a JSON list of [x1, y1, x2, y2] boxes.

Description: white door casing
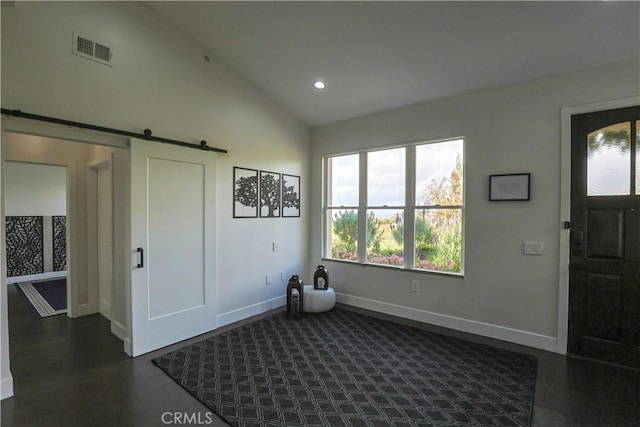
[[97, 165, 113, 320], [129, 138, 216, 356]]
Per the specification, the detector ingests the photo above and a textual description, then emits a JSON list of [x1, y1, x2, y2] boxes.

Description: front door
[[130, 138, 216, 356], [569, 106, 640, 369]]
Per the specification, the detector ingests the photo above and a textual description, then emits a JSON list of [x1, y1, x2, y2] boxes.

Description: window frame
[[323, 153, 361, 263], [323, 137, 465, 276]]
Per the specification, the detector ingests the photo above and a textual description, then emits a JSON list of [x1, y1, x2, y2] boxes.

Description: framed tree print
[[260, 171, 281, 217], [282, 174, 300, 217], [233, 167, 259, 218]]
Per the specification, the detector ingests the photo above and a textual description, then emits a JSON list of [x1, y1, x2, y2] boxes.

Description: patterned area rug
[[153, 309, 537, 426], [16, 278, 67, 318]]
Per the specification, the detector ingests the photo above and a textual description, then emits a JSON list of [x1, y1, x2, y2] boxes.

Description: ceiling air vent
[[72, 32, 113, 66]]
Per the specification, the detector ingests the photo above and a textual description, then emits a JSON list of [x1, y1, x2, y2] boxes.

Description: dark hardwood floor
[[1, 284, 638, 426]]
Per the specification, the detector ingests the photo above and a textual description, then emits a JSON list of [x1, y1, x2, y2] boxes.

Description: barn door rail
[[1, 108, 227, 154]]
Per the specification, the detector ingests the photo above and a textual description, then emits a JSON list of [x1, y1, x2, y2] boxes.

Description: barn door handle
[[136, 247, 144, 269]]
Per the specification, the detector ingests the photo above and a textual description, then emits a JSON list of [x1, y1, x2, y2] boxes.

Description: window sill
[[321, 257, 464, 279]]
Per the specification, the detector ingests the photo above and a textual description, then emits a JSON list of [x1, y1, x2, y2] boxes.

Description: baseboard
[[109, 320, 132, 357], [1, 374, 14, 400], [6, 271, 67, 285], [123, 337, 132, 356], [336, 293, 559, 353], [69, 303, 96, 318], [217, 296, 286, 328], [111, 320, 127, 341]]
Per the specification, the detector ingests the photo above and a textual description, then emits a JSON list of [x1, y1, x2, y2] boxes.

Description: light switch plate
[[524, 241, 544, 255]]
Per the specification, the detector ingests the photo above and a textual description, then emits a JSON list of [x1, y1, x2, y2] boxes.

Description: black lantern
[[286, 275, 304, 318], [313, 265, 329, 290]]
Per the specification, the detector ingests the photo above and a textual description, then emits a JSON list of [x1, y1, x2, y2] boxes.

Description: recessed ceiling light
[[313, 80, 326, 90]]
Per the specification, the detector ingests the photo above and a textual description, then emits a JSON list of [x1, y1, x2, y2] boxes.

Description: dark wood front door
[[569, 105, 640, 369]]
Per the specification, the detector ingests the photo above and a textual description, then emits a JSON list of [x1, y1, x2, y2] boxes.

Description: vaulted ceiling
[[147, 1, 640, 127]]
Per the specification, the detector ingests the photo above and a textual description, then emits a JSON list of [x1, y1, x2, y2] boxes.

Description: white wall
[[4, 162, 66, 216], [1, 1, 309, 397], [310, 58, 640, 352]]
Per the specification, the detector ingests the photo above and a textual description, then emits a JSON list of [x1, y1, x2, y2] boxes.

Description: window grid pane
[[327, 154, 359, 207], [367, 147, 405, 207], [414, 208, 462, 273], [416, 140, 463, 206], [327, 208, 358, 261], [365, 209, 404, 267]]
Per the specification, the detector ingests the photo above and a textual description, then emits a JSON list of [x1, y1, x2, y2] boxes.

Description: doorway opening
[[2, 131, 127, 321], [4, 161, 69, 317], [1, 127, 131, 398]]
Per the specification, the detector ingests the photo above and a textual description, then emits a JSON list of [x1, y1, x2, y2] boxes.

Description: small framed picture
[[281, 174, 300, 217], [489, 173, 531, 201], [233, 167, 259, 218], [260, 171, 281, 217]]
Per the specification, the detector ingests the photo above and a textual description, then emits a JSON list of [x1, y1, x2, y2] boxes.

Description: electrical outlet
[[411, 280, 420, 292], [281, 272, 286, 281], [265, 274, 271, 285], [272, 242, 278, 252]]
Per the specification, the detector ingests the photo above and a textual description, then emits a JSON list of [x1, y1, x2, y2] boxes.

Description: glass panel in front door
[[587, 121, 631, 196]]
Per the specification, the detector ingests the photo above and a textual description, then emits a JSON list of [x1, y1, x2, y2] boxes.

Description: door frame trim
[[88, 156, 114, 321], [559, 96, 640, 354]]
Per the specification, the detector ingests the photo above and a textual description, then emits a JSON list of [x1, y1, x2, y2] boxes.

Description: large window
[[324, 138, 464, 274]]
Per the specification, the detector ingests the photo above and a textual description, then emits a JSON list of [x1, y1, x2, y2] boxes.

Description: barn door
[[129, 138, 216, 356]]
